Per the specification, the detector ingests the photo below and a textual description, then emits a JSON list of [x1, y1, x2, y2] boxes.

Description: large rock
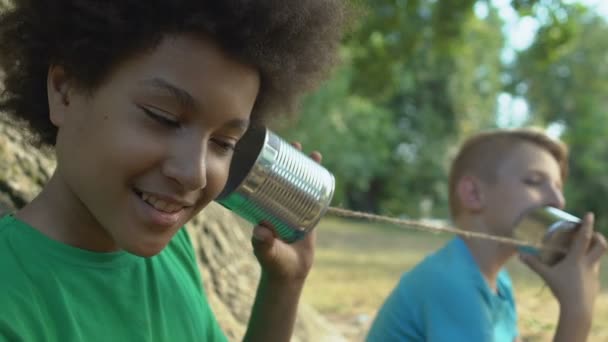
[[0, 114, 344, 342], [0, 116, 54, 211]]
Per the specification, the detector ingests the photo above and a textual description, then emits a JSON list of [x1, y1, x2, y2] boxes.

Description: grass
[[302, 216, 608, 341]]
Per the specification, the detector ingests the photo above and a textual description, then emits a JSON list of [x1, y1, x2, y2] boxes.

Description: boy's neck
[[462, 237, 515, 292], [457, 217, 516, 292], [15, 170, 117, 252]]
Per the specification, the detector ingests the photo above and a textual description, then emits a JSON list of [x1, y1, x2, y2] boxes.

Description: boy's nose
[[162, 144, 208, 191], [547, 186, 565, 210]]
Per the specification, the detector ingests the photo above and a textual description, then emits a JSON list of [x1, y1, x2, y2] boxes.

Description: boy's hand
[[519, 213, 607, 317], [250, 142, 321, 284]]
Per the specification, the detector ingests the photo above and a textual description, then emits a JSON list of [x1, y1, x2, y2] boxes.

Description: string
[[326, 207, 567, 254]]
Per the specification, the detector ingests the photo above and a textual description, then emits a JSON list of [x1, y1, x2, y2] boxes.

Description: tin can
[[513, 206, 581, 265], [215, 127, 335, 243]]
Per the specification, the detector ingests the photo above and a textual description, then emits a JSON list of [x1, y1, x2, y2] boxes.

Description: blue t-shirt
[[366, 237, 518, 342]]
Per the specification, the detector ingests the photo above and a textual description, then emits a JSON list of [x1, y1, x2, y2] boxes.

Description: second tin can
[[513, 206, 581, 265]]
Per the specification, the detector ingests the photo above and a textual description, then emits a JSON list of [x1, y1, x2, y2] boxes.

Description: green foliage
[[281, 63, 397, 208], [282, 0, 504, 217], [279, 0, 608, 234]]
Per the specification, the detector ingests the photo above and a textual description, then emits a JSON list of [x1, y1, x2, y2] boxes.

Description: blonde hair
[[448, 128, 569, 219]]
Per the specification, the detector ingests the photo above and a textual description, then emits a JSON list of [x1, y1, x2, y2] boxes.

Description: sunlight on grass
[[303, 217, 608, 341]]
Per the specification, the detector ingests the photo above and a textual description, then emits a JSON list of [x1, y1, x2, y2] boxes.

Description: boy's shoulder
[[397, 238, 481, 297], [0, 214, 195, 287], [0, 212, 42, 272], [0, 214, 22, 262], [0, 215, 38, 316], [0, 213, 14, 230]]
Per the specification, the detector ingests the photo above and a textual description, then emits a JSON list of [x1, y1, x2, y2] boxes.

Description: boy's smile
[[132, 188, 193, 230]]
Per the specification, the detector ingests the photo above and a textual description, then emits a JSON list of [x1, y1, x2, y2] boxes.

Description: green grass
[[303, 217, 608, 341]]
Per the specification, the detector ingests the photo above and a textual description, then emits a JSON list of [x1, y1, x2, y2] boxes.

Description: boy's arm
[[242, 224, 315, 342], [519, 213, 607, 342], [243, 270, 306, 342], [553, 305, 593, 342]]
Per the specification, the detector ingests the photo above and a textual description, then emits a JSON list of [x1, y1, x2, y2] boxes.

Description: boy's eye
[[211, 139, 236, 153], [524, 177, 543, 186], [139, 105, 180, 128]]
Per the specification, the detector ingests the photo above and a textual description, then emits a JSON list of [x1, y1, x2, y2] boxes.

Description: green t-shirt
[[0, 215, 228, 342]]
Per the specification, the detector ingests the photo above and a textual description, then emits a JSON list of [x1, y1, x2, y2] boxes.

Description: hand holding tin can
[[513, 206, 581, 265], [518, 212, 607, 339]]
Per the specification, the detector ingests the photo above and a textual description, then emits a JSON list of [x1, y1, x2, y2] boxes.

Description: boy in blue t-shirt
[[367, 129, 607, 342]]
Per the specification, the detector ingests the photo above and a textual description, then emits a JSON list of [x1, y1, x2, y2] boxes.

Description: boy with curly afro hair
[[0, 1, 349, 341]]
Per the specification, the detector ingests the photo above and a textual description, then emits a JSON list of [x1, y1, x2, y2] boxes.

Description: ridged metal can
[[215, 127, 335, 243], [514, 206, 581, 265]]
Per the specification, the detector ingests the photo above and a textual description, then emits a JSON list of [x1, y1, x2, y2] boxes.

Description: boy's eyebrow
[[139, 78, 197, 111], [140, 77, 251, 131], [225, 118, 250, 131], [528, 169, 563, 188], [527, 169, 548, 179]]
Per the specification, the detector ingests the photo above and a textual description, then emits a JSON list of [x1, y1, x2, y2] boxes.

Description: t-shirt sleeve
[[174, 228, 229, 342], [422, 282, 494, 342], [366, 273, 494, 342], [366, 280, 414, 341]]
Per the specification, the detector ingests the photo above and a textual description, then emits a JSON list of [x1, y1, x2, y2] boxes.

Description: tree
[[281, 0, 505, 218]]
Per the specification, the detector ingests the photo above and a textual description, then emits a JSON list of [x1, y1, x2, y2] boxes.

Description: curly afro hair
[[0, 0, 349, 147]]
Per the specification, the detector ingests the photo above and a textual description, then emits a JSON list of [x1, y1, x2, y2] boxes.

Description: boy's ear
[[456, 175, 484, 212], [47, 65, 72, 127]]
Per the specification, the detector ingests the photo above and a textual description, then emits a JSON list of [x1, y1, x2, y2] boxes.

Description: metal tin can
[[513, 206, 581, 265], [215, 127, 335, 243]]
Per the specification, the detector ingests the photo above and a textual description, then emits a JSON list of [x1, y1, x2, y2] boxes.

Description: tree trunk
[[0, 114, 344, 342]]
